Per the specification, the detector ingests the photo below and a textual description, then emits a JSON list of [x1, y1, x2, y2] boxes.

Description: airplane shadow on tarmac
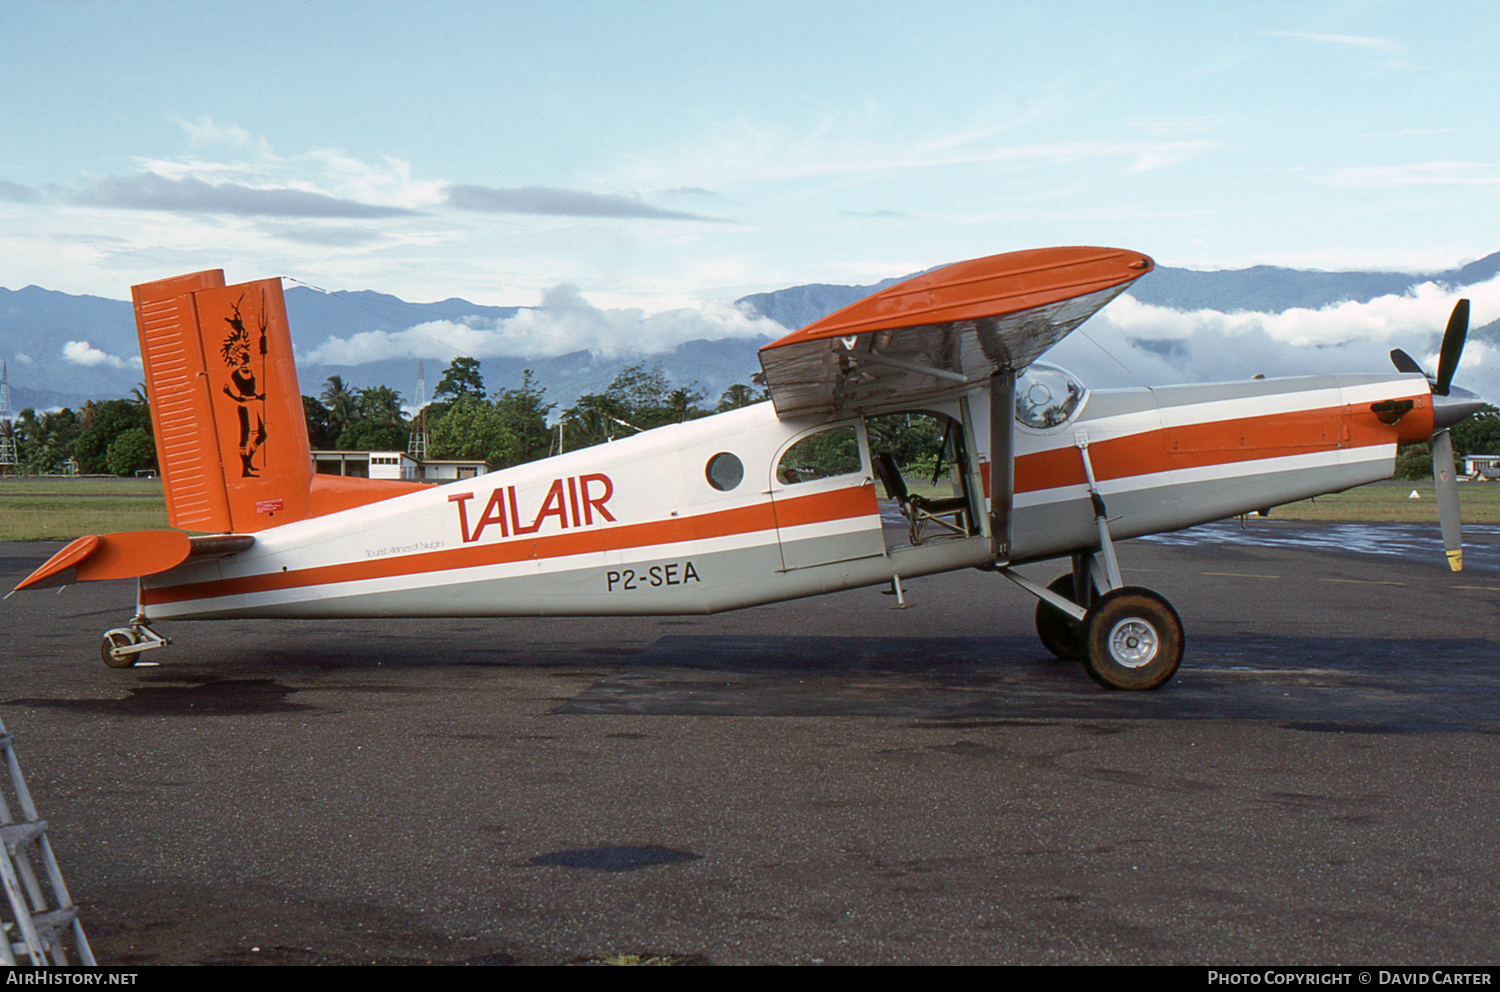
[[7, 628, 1497, 730], [561, 634, 1500, 731]]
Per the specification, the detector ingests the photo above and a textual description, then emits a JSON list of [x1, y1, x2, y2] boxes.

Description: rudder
[[132, 271, 313, 533]]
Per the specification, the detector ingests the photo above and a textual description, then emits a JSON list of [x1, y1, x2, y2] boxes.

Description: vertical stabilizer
[[132, 272, 313, 533]]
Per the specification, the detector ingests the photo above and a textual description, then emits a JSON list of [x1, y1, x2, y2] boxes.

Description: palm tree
[[320, 375, 356, 444]]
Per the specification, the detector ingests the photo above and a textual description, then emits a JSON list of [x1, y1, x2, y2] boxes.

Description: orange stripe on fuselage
[[1015, 400, 1421, 494], [140, 485, 872, 606]]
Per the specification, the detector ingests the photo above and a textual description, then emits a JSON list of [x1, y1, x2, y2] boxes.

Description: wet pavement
[[1, 524, 1498, 966], [1141, 517, 1500, 571]]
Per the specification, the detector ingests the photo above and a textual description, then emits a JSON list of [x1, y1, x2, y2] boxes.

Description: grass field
[[1256, 479, 1500, 524], [0, 477, 170, 541], [3, 475, 1498, 543]]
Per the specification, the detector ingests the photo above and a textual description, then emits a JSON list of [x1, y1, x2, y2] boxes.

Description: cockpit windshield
[[1014, 363, 1086, 429]]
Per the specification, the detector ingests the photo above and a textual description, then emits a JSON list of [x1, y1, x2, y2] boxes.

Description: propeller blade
[[1431, 428, 1462, 571], [1434, 299, 1470, 396], [1390, 348, 1427, 376]]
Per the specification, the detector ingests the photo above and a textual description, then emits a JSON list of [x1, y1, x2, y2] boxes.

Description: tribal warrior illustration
[[220, 291, 268, 478]]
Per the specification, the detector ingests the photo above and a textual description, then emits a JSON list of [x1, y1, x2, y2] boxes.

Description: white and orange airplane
[[9, 247, 1484, 690]]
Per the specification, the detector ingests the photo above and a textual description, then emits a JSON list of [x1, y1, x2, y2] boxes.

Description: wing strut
[[989, 370, 1014, 560]]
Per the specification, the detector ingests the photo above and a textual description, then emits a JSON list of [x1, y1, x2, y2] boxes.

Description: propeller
[[1389, 299, 1481, 571], [1436, 298, 1469, 397]]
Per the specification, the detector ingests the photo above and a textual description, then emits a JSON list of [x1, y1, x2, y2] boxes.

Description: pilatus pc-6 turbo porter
[[11, 247, 1486, 690]]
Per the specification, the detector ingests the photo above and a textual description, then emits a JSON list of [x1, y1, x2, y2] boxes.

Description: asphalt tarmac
[[1, 519, 1498, 966]]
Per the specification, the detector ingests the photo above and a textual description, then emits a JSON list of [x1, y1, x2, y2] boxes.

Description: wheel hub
[[1107, 618, 1158, 668]]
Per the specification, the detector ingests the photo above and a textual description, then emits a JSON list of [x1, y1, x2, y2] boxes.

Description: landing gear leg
[[100, 617, 169, 669], [1034, 564, 1092, 660], [1005, 433, 1186, 689]]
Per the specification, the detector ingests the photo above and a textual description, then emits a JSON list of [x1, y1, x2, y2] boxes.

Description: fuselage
[[137, 369, 1436, 622]]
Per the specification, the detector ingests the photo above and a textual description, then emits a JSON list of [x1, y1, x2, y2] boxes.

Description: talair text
[[448, 474, 616, 544]]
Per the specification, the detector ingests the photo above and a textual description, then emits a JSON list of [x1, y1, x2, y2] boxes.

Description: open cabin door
[[867, 398, 991, 557], [767, 421, 885, 571]]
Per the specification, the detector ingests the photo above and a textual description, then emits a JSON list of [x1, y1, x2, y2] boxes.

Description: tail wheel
[[1081, 587, 1183, 691], [101, 630, 138, 669], [1035, 573, 1090, 661]]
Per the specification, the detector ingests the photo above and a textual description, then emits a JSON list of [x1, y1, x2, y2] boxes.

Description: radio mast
[[0, 361, 17, 476], [408, 361, 428, 460]]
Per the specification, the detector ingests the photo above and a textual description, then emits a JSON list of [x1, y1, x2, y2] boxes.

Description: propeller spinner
[[1390, 299, 1484, 571]]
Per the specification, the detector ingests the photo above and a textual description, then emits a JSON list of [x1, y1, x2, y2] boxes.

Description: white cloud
[[1264, 32, 1411, 67], [126, 144, 446, 213], [62, 340, 139, 369], [1316, 162, 1500, 187], [299, 285, 785, 365], [1101, 277, 1500, 349], [617, 112, 1220, 191], [1049, 278, 1500, 403], [173, 116, 260, 151]]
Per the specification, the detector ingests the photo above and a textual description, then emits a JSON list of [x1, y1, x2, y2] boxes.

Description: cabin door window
[[768, 423, 884, 571]]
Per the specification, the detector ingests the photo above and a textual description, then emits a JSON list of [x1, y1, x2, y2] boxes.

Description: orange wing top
[[757, 246, 1153, 417]]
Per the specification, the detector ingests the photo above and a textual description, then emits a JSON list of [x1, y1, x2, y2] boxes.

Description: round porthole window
[[705, 452, 744, 491]]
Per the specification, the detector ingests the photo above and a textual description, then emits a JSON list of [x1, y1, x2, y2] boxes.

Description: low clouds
[[66, 172, 419, 218], [300, 284, 783, 365], [446, 184, 721, 221], [62, 341, 139, 369], [1105, 278, 1500, 350], [1050, 280, 1499, 402]]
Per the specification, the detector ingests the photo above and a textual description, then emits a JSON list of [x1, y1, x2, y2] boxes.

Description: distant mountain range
[[3, 252, 1499, 414], [737, 252, 1500, 332], [0, 285, 771, 415]]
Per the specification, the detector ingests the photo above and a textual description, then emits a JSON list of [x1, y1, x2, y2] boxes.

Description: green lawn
[[3, 474, 1498, 543], [1259, 479, 1500, 524], [0, 477, 170, 541]]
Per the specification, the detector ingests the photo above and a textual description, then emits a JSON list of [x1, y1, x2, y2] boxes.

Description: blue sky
[[4, 0, 1500, 380]]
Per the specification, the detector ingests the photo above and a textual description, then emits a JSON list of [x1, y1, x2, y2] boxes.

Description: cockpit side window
[[1015, 363, 1086, 429]]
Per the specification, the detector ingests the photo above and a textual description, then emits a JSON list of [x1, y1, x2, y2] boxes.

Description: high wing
[[757, 246, 1153, 418]]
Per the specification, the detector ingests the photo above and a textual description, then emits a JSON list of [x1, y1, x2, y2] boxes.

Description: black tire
[[101, 631, 137, 669], [1081, 587, 1183, 691], [1035, 573, 1089, 661]]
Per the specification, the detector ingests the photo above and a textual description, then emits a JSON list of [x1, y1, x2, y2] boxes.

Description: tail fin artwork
[[132, 269, 313, 533], [11, 269, 425, 596], [132, 269, 427, 534]]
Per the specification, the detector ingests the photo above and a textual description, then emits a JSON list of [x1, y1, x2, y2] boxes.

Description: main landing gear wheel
[[101, 630, 139, 669], [1035, 573, 1089, 661], [1081, 587, 1183, 691]]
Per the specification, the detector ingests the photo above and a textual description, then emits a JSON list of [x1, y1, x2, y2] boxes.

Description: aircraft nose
[[1432, 384, 1485, 431]]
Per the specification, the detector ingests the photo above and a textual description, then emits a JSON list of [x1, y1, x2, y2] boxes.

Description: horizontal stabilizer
[[11, 531, 258, 594], [12, 531, 193, 592]]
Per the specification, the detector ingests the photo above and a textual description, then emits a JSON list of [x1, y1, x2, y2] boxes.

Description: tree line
[[1393, 407, 1500, 479], [1, 359, 767, 477], [4, 358, 1498, 480]]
